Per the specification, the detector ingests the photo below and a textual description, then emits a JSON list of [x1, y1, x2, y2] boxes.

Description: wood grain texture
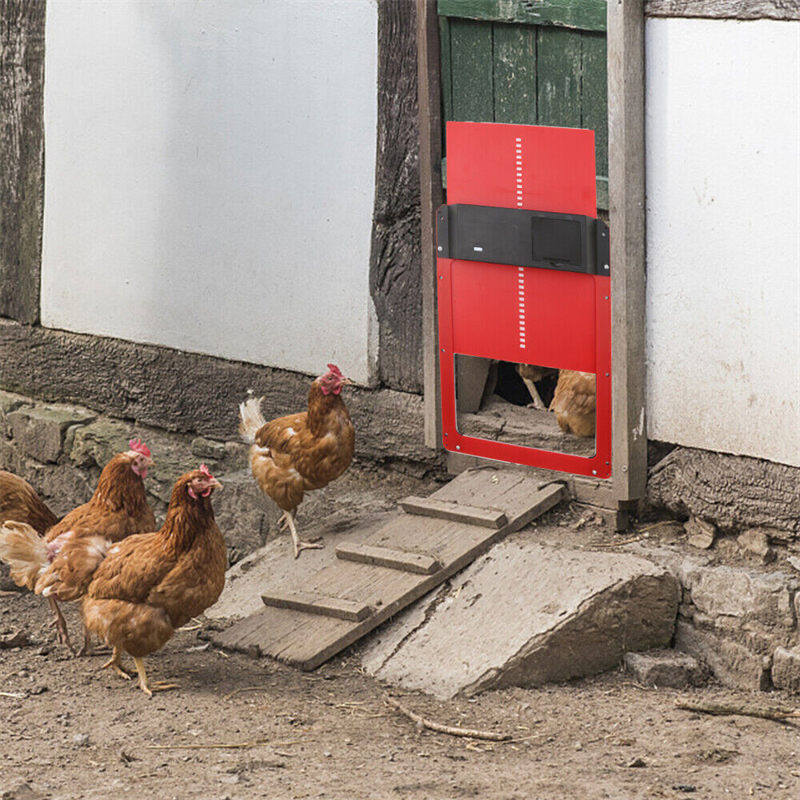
[[335, 542, 442, 574], [536, 26, 583, 128], [214, 472, 566, 668], [0, 0, 45, 324], [648, 447, 800, 536], [645, 0, 799, 20], [449, 17, 494, 121], [370, 0, 423, 393], [261, 591, 373, 622], [607, 0, 647, 502], [492, 22, 537, 124], [417, 0, 444, 448], [438, 0, 608, 31], [399, 495, 508, 527]]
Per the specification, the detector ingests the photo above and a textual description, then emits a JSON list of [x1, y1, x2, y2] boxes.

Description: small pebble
[[72, 733, 90, 747], [626, 757, 647, 768], [323, 751, 332, 758]]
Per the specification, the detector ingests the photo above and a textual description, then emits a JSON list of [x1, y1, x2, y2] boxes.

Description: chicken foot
[[279, 510, 323, 559], [133, 657, 179, 697], [521, 377, 547, 411], [101, 646, 131, 681], [47, 596, 75, 655], [78, 625, 111, 657]]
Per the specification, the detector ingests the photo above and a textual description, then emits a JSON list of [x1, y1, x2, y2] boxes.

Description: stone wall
[[632, 544, 800, 693]]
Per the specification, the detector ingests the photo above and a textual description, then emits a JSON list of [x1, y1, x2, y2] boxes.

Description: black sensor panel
[[436, 204, 608, 275]]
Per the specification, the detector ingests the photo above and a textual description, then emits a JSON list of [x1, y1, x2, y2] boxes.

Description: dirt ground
[[2, 589, 799, 800]]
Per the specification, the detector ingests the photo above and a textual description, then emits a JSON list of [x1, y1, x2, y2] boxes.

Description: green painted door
[[438, 0, 608, 209]]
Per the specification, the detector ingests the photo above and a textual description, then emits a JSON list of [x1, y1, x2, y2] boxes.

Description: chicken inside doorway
[[454, 355, 596, 457]]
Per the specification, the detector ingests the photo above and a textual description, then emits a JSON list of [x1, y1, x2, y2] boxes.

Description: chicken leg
[[521, 377, 547, 411], [48, 596, 75, 654], [78, 624, 111, 657], [133, 657, 179, 697], [278, 510, 323, 559], [101, 646, 131, 681]]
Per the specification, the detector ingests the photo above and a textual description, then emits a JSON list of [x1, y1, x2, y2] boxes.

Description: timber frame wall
[[1, 0, 797, 481]]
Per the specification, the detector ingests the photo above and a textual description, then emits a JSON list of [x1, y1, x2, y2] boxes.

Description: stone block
[[624, 649, 706, 688], [7, 404, 95, 463], [675, 620, 770, 691], [772, 646, 800, 693], [737, 528, 775, 564], [362, 542, 680, 699], [685, 516, 715, 549], [68, 418, 131, 468], [687, 565, 796, 630], [0, 390, 30, 437], [191, 436, 229, 462]]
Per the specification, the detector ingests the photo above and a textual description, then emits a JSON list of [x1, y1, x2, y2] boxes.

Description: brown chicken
[[239, 363, 355, 558], [515, 363, 559, 410], [82, 466, 225, 696], [0, 471, 59, 534], [550, 370, 597, 437], [0, 440, 156, 653]]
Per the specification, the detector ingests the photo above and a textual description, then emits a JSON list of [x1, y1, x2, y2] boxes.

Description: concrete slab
[[361, 537, 679, 699]]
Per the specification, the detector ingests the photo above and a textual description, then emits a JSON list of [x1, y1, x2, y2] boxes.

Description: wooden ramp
[[212, 469, 565, 670]]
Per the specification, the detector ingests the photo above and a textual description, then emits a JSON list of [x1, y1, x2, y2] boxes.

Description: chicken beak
[[210, 477, 222, 490], [341, 377, 354, 386]]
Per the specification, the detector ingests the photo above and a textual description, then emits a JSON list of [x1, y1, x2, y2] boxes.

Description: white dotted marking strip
[[515, 137, 525, 349], [518, 266, 526, 349]]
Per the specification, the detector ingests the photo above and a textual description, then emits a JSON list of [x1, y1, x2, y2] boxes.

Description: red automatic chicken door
[[437, 122, 611, 478]]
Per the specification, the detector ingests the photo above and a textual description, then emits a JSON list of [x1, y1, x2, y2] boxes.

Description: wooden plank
[[449, 18, 494, 122], [455, 353, 491, 412], [438, 0, 608, 31], [439, 16, 453, 124], [444, 453, 620, 511], [645, 0, 799, 20], [399, 495, 508, 528], [492, 22, 537, 125], [335, 542, 442, 574], [607, 0, 647, 502], [214, 473, 568, 670], [417, 0, 445, 449], [261, 591, 372, 622], [536, 26, 582, 128], [581, 31, 609, 200], [0, 1, 46, 324]]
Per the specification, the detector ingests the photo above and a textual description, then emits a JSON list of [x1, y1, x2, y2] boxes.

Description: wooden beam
[[335, 542, 442, 575], [399, 495, 508, 528], [261, 591, 372, 623], [369, 0, 423, 392], [438, 0, 608, 31], [417, 0, 444, 449], [645, 0, 799, 20], [0, 0, 46, 324], [608, 0, 647, 503]]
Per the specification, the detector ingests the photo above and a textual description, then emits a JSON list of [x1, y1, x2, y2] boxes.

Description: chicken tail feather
[[238, 396, 267, 444], [0, 521, 48, 590]]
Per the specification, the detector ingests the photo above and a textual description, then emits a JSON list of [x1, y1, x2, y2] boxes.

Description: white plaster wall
[[41, 0, 378, 385], [645, 18, 800, 467]]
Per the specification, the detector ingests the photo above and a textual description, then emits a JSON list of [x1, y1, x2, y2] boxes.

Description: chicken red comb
[[326, 363, 343, 377], [128, 438, 152, 459], [199, 464, 213, 479]]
